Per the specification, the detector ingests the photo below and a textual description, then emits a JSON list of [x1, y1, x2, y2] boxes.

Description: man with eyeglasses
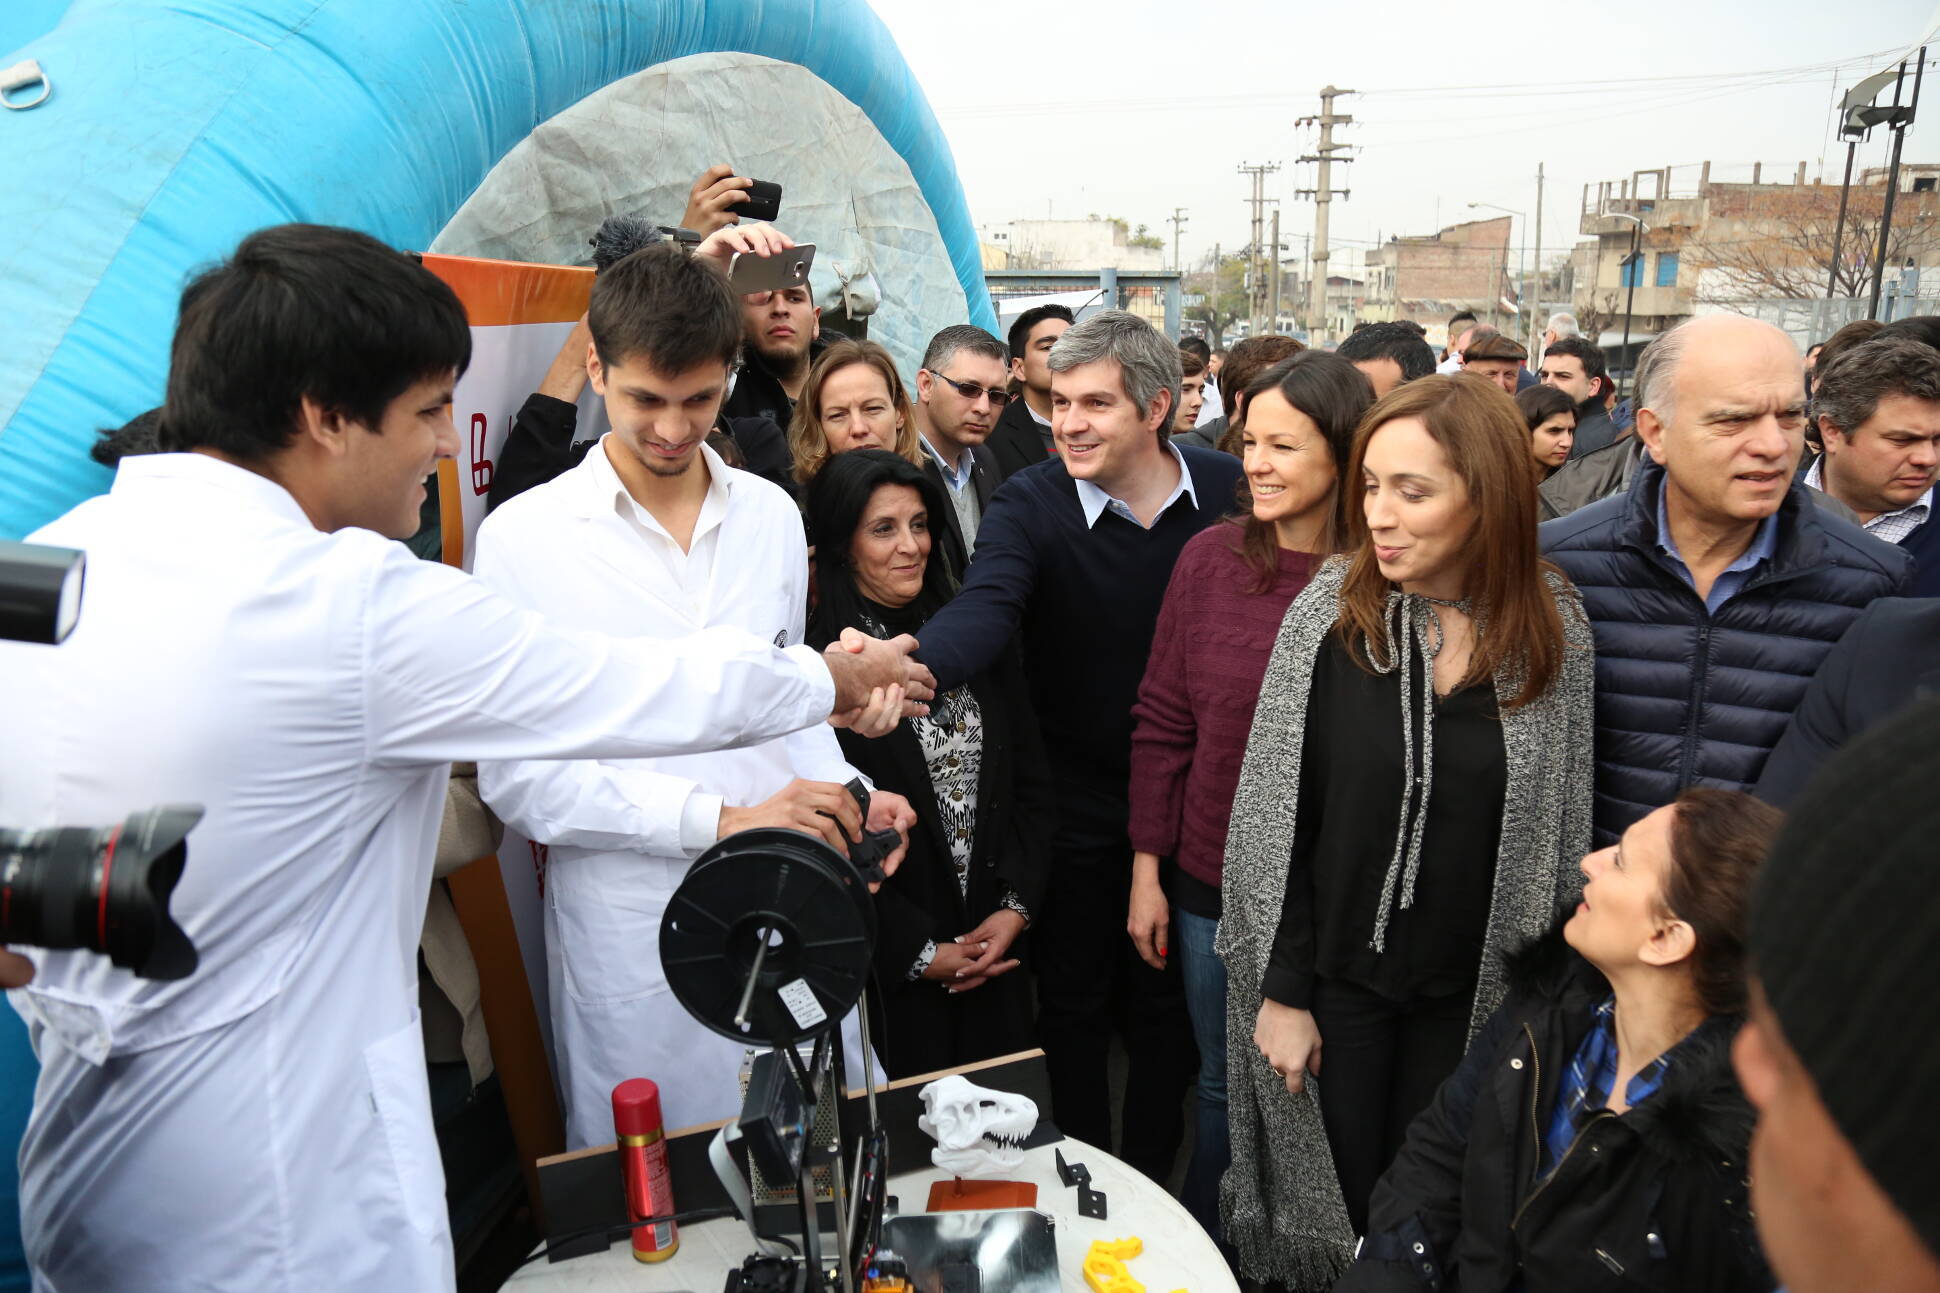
[[915, 325, 1011, 571]]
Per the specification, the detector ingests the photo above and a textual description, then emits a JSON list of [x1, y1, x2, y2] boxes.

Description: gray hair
[[1545, 311, 1580, 339], [922, 324, 1007, 377], [1814, 336, 1940, 439], [1046, 309, 1182, 427], [1633, 320, 1697, 424]]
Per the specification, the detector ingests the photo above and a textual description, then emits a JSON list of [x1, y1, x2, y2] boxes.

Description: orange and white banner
[[422, 253, 608, 1068], [423, 253, 606, 571]]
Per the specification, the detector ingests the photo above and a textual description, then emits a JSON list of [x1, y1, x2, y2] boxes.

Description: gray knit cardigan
[[1215, 556, 1595, 1289]]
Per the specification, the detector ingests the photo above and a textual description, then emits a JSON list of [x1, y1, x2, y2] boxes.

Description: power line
[[1358, 48, 1899, 96], [931, 48, 1900, 121]]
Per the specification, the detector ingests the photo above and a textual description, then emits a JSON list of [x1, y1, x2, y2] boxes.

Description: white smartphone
[[729, 243, 815, 296]]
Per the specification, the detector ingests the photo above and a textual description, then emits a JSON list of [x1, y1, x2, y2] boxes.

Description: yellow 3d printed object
[[1082, 1236, 1188, 1293]]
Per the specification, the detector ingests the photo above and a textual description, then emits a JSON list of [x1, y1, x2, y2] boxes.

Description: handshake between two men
[[759, 626, 931, 890]]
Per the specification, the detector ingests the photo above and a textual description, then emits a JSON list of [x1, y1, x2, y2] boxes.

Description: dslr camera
[[1, 539, 200, 980]]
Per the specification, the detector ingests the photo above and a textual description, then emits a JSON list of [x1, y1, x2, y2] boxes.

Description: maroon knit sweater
[[1128, 524, 1322, 889]]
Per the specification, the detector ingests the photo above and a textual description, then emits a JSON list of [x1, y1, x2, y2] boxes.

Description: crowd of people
[[1, 162, 1939, 1293]]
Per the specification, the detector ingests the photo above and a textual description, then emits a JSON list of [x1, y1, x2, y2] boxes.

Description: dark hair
[[1541, 335, 1609, 391], [1337, 374, 1568, 709], [1807, 319, 1890, 448], [1179, 346, 1208, 378], [1213, 334, 1305, 435], [1817, 318, 1888, 372], [706, 429, 745, 469], [1006, 304, 1075, 360], [1813, 336, 1940, 441], [1878, 315, 1940, 353], [1178, 335, 1213, 363], [589, 242, 742, 376], [1230, 351, 1371, 589], [91, 408, 164, 467], [804, 449, 958, 647], [1516, 383, 1576, 431], [158, 224, 471, 459], [1337, 322, 1436, 384], [1664, 788, 1782, 1017], [923, 324, 1007, 374], [1449, 310, 1478, 330]]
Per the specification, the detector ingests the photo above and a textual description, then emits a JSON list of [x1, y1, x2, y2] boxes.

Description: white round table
[[505, 1137, 1238, 1292]]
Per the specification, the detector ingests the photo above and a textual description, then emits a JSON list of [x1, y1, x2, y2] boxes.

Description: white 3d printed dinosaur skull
[[916, 1075, 1038, 1178]]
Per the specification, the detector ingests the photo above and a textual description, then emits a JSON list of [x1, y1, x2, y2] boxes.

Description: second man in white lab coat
[[477, 236, 916, 1145]]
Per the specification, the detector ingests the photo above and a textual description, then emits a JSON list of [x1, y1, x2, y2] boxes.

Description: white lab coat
[[0, 453, 837, 1292], [477, 440, 866, 1148]]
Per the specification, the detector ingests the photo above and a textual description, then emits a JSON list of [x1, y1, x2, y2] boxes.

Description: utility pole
[[1168, 207, 1189, 273], [1868, 49, 1926, 319], [1237, 162, 1280, 334], [1606, 212, 1648, 395], [1530, 163, 1544, 356], [1269, 205, 1283, 333], [1296, 85, 1354, 345]]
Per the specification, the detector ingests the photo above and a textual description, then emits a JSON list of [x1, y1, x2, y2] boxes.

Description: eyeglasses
[[927, 371, 1012, 408]]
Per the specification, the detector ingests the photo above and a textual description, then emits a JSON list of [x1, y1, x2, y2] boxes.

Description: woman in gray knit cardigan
[[1216, 374, 1595, 1289]]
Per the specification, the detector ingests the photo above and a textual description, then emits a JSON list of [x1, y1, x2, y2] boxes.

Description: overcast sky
[[868, 0, 1939, 279]]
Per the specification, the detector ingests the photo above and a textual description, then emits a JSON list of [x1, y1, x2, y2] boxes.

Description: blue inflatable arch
[[0, 0, 994, 539]]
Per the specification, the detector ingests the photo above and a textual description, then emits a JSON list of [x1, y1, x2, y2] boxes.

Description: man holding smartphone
[[680, 165, 829, 428]]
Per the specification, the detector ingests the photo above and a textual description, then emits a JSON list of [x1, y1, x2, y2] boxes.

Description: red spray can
[[612, 1078, 679, 1262]]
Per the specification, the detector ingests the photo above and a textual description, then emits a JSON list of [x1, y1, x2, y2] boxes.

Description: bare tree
[[1688, 186, 1940, 301], [1575, 291, 1622, 344]]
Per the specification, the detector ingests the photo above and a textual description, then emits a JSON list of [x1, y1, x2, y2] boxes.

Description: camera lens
[[0, 805, 202, 980]]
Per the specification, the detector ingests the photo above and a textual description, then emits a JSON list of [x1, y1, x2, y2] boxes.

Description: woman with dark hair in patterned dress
[[805, 449, 1054, 1077]]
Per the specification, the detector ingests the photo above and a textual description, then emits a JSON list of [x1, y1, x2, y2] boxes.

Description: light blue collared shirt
[[1072, 441, 1200, 530], [919, 436, 976, 494], [1655, 477, 1779, 613]]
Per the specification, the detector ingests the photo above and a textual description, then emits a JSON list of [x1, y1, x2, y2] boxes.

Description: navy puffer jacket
[[1540, 459, 1911, 843]]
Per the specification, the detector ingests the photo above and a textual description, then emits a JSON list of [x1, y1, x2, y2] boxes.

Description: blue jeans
[[1173, 907, 1229, 1245]]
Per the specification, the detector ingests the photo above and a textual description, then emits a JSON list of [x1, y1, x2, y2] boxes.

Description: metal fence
[[1700, 290, 1940, 346], [984, 269, 1183, 339]]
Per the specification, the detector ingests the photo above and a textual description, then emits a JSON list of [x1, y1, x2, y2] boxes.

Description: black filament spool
[[660, 828, 876, 1048]]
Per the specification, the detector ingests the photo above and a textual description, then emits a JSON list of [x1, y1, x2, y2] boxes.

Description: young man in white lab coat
[[476, 238, 917, 1148], [0, 222, 929, 1292]]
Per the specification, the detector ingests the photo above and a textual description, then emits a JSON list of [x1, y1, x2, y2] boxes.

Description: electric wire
[[932, 47, 1901, 122]]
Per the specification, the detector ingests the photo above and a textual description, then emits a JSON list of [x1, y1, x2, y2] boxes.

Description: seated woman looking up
[[1337, 788, 1780, 1293], [805, 449, 1052, 1078]]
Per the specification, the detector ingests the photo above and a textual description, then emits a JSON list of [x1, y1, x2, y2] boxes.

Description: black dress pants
[[1309, 977, 1473, 1236], [1033, 834, 1198, 1184]]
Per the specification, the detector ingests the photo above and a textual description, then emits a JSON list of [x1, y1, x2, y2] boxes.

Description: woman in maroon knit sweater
[[1127, 350, 1374, 1238]]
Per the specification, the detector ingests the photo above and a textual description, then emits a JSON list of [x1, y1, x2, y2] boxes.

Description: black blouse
[[1262, 633, 1507, 1008]]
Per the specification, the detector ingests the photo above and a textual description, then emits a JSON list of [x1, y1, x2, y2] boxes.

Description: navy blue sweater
[[917, 446, 1245, 844], [1899, 513, 1940, 597]]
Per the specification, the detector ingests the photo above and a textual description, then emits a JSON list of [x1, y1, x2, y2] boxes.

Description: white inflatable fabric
[[433, 52, 963, 383]]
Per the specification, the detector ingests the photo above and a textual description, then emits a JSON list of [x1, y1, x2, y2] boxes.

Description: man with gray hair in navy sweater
[[911, 310, 1245, 1184]]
